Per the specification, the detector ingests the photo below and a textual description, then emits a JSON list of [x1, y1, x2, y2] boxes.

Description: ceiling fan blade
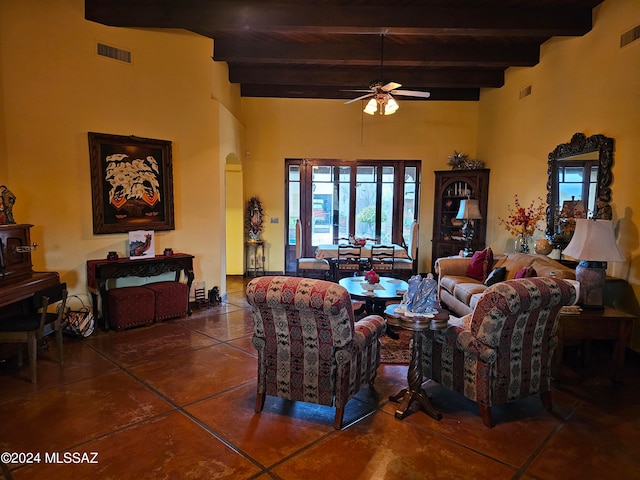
[[344, 93, 374, 104], [392, 89, 431, 98], [381, 82, 402, 92]]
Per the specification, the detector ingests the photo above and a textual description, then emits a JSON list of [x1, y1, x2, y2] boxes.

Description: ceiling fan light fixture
[[384, 97, 399, 115], [363, 98, 378, 115], [347, 34, 430, 114]]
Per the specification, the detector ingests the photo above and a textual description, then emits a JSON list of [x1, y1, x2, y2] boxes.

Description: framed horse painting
[[88, 132, 175, 234]]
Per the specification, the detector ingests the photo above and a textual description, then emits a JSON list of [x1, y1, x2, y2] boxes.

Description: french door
[[285, 158, 420, 273]]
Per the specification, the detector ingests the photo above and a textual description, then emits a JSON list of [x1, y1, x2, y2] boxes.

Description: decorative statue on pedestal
[[246, 196, 264, 241], [0, 185, 16, 224]]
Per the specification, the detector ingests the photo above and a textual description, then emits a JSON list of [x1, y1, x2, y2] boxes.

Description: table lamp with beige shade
[[562, 219, 625, 309]]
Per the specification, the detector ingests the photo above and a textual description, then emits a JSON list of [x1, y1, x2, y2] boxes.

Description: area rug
[[379, 328, 412, 364]]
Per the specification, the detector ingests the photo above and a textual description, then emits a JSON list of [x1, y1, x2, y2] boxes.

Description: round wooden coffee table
[[338, 276, 408, 315], [384, 303, 449, 421]]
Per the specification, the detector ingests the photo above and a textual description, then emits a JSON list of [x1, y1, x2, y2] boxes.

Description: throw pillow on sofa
[[467, 247, 493, 281], [484, 267, 507, 286], [515, 266, 537, 278]]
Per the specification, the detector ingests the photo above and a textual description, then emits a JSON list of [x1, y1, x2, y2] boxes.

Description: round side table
[[385, 303, 449, 421]]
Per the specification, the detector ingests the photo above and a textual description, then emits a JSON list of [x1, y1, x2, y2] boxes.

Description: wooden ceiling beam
[[240, 84, 480, 101], [214, 39, 540, 67], [227, 64, 504, 88], [84, 0, 600, 101], [85, 1, 593, 37]]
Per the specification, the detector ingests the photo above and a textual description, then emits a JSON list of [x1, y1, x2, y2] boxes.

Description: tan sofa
[[435, 253, 575, 317]]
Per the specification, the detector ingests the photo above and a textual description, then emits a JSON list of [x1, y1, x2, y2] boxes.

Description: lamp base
[[461, 221, 475, 258], [575, 260, 606, 309]]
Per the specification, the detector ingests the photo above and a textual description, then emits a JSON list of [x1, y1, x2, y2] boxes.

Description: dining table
[[315, 243, 409, 260]]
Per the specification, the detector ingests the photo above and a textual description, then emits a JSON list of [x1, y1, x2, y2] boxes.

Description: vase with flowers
[[364, 270, 380, 285], [498, 195, 546, 254]]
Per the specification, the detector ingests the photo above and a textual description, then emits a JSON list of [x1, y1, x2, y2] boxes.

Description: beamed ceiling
[[85, 0, 604, 102]]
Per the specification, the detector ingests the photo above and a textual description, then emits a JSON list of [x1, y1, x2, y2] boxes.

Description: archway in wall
[[225, 153, 244, 276]]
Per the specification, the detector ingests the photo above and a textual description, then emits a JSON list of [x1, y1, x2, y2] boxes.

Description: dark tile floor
[[1, 276, 639, 479]]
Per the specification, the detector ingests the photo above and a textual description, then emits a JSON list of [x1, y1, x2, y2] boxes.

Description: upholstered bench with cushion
[[143, 281, 189, 322], [107, 286, 156, 331]]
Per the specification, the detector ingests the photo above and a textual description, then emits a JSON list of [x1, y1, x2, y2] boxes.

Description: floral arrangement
[[348, 234, 367, 246], [498, 195, 546, 236], [447, 150, 486, 170], [364, 270, 380, 284]]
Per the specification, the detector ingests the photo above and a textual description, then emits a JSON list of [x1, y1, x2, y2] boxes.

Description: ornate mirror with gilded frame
[[546, 132, 614, 249]]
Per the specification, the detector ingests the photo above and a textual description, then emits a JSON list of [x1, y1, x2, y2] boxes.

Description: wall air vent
[[519, 85, 532, 100], [620, 25, 640, 48], [97, 42, 132, 64]]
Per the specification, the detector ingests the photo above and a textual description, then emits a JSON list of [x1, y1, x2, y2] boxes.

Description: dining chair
[[0, 282, 68, 383], [394, 221, 418, 278], [335, 245, 362, 280], [295, 219, 331, 278], [369, 245, 395, 272]]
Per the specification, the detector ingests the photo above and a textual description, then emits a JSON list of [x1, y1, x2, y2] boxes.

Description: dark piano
[[0, 224, 60, 330]]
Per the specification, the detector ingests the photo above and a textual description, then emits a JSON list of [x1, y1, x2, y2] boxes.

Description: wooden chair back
[[336, 245, 362, 275], [0, 282, 68, 383], [370, 245, 395, 271]]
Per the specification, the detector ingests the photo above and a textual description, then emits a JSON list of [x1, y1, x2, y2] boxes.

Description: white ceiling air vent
[[97, 42, 132, 64], [620, 25, 640, 48], [519, 85, 532, 100]]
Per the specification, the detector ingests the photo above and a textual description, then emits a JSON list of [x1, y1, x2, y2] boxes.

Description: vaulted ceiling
[[85, 0, 603, 101]]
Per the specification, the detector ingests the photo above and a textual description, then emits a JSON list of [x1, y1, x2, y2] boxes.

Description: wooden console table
[[554, 306, 636, 383], [87, 253, 195, 330]]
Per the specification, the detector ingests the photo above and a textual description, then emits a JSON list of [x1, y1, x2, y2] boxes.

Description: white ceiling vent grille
[[97, 42, 132, 64], [519, 85, 532, 100], [620, 25, 640, 48]]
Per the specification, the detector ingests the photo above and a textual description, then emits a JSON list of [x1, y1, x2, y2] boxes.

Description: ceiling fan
[[345, 35, 430, 115]]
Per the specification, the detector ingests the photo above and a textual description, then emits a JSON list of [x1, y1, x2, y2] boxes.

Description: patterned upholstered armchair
[[246, 276, 386, 429], [421, 277, 576, 427]]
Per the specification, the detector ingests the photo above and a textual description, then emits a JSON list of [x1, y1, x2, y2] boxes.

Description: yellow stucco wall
[[220, 109, 246, 276], [241, 98, 479, 272], [0, 0, 245, 297], [478, 0, 640, 345], [225, 163, 244, 275]]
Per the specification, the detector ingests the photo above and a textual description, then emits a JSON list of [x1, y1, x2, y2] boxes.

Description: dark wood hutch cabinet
[[431, 169, 490, 267]]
